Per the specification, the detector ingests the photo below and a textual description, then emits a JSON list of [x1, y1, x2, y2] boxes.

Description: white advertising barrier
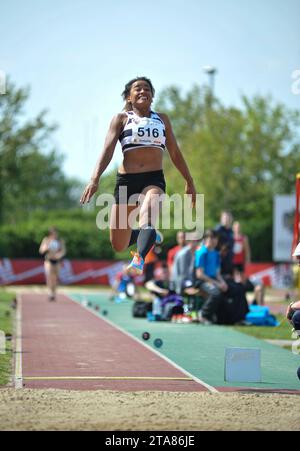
[[273, 195, 295, 262]]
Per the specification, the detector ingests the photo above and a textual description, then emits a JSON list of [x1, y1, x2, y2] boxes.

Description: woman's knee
[[110, 236, 128, 252]]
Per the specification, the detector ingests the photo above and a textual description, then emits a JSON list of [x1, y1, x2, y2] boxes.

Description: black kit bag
[[132, 301, 153, 318]]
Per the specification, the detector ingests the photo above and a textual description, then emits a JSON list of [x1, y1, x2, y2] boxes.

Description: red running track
[[19, 294, 210, 392]]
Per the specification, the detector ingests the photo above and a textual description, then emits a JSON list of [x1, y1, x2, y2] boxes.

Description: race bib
[[48, 239, 60, 252], [131, 117, 165, 147], [233, 242, 243, 254]]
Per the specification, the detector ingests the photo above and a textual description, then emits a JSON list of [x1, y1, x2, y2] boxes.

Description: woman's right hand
[[80, 180, 99, 204]]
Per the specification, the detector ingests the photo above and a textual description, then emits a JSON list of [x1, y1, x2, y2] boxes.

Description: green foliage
[[155, 86, 300, 260], [1, 79, 299, 261], [0, 209, 114, 259], [0, 80, 83, 225]]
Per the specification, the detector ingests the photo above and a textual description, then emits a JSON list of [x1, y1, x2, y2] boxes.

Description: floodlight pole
[[203, 66, 217, 97]]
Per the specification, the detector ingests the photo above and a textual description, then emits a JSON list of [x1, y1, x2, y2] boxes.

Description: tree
[[155, 85, 300, 260], [0, 80, 83, 225]]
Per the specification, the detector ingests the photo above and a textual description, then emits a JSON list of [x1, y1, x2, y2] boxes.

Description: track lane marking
[[14, 294, 23, 389], [23, 376, 193, 381]]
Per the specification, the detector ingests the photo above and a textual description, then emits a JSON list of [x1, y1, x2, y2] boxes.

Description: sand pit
[[0, 389, 299, 431]]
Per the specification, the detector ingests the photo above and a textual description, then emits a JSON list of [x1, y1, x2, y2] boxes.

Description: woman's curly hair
[[121, 76, 155, 111]]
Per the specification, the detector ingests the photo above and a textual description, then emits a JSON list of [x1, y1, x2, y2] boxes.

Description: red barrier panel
[[0, 259, 125, 286], [0, 259, 293, 288]]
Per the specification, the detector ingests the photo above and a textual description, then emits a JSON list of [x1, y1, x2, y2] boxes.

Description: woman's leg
[[44, 262, 57, 299], [51, 264, 61, 299], [110, 204, 139, 252], [44, 261, 51, 296], [135, 186, 164, 259]]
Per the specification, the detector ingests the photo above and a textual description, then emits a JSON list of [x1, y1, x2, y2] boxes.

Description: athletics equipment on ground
[[154, 338, 163, 348], [224, 347, 261, 383], [142, 332, 150, 341]]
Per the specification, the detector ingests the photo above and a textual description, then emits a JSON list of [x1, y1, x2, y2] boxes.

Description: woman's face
[[128, 80, 153, 109], [49, 230, 58, 240]]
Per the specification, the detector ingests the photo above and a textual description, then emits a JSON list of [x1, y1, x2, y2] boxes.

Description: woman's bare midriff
[[118, 147, 163, 174]]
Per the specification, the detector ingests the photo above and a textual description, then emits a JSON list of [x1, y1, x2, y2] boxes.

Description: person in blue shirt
[[194, 229, 228, 323], [195, 230, 228, 295]]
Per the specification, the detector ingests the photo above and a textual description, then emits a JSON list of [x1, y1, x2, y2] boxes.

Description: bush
[[0, 209, 113, 259], [0, 209, 199, 260]]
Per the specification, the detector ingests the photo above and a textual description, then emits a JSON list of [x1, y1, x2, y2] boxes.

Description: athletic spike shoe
[[155, 230, 164, 244], [127, 251, 145, 274]]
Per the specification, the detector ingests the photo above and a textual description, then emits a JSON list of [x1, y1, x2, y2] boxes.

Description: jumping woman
[[80, 77, 196, 274]]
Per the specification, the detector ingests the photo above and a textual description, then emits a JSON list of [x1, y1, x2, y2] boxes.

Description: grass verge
[[0, 289, 15, 386], [231, 314, 293, 341]]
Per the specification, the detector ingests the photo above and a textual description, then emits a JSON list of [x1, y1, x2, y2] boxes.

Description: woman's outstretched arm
[[80, 113, 125, 204]]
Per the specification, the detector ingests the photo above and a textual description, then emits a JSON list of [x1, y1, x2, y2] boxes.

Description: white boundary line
[[67, 294, 219, 394], [23, 376, 193, 381], [14, 294, 23, 389]]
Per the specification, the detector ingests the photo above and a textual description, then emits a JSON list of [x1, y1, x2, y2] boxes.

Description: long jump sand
[[0, 388, 299, 431]]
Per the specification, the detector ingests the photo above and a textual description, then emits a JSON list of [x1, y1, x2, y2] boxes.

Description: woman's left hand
[[185, 181, 197, 208]]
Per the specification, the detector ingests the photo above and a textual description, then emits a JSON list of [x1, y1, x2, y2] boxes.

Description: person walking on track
[[39, 227, 66, 301], [80, 76, 197, 274]]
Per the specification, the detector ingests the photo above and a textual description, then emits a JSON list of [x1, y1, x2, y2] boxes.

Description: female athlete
[[80, 77, 196, 274]]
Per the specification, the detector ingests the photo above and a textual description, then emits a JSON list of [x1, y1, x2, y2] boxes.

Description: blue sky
[[1, 0, 300, 182]]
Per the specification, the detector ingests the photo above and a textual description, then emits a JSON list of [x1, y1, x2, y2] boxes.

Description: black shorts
[[114, 170, 166, 204]]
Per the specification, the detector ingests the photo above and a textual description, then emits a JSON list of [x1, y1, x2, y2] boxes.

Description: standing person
[[39, 227, 66, 301], [80, 77, 196, 274], [232, 221, 251, 276], [167, 231, 186, 274], [233, 221, 265, 305], [215, 210, 234, 277]]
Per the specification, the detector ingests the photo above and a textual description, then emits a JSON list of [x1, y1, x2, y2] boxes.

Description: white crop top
[[119, 110, 166, 153]]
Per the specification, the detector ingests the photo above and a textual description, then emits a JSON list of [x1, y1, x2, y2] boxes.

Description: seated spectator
[[167, 231, 186, 274], [171, 232, 201, 295], [145, 264, 183, 320], [195, 230, 228, 324], [110, 265, 137, 300], [195, 230, 228, 294]]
